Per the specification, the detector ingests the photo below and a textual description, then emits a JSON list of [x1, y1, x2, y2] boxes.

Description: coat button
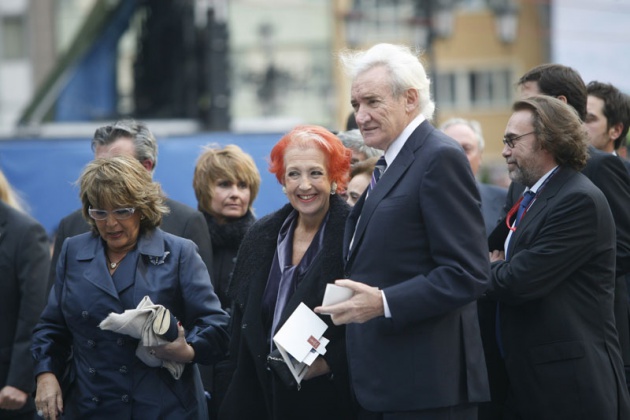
[[82, 311, 89, 319], [91, 396, 100, 404], [87, 340, 95, 348], [119, 365, 128, 374], [88, 368, 96, 376], [117, 338, 125, 346], [121, 395, 129, 403], [242, 323, 247, 329]]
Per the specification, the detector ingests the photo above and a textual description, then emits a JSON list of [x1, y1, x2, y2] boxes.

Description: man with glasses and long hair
[[487, 96, 630, 419]]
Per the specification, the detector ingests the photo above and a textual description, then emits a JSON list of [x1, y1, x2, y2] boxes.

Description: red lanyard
[[505, 167, 559, 232], [505, 195, 528, 232]]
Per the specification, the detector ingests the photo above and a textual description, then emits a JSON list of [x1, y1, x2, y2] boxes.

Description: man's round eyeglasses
[[502, 131, 536, 148], [88, 207, 136, 221]]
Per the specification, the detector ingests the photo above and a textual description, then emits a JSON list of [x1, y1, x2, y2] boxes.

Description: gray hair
[[339, 43, 435, 121], [439, 118, 485, 153], [337, 129, 382, 159], [91, 119, 158, 172]]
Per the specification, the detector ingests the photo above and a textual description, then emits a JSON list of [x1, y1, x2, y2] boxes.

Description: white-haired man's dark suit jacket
[[344, 120, 491, 412]]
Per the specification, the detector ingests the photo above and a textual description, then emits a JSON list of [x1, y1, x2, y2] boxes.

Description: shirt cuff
[[381, 290, 392, 318]]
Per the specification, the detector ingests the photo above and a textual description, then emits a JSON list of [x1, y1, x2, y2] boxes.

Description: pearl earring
[[330, 182, 337, 195], [282, 186, 287, 194]]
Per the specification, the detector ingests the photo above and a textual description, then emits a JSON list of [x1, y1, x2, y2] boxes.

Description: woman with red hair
[[219, 125, 355, 419]]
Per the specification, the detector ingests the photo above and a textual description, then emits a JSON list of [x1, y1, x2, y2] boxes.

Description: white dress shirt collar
[[383, 114, 426, 168]]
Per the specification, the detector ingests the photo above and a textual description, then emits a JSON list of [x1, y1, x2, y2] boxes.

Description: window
[[435, 68, 513, 109], [1, 15, 27, 60], [435, 72, 456, 107]]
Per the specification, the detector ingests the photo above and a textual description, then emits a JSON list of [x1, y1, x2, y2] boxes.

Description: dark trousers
[[358, 403, 477, 420]]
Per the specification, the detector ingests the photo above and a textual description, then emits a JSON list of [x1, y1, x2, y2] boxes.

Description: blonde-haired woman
[[32, 155, 228, 420], [192, 144, 260, 416], [0, 168, 25, 212]]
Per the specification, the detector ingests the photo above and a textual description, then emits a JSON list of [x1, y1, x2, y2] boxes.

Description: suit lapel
[[79, 239, 119, 299], [509, 167, 572, 253], [346, 122, 431, 264]]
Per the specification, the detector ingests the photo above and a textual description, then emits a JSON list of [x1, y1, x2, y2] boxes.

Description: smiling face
[[94, 206, 141, 254], [209, 179, 251, 223], [283, 146, 331, 225], [351, 65, 415, 151]]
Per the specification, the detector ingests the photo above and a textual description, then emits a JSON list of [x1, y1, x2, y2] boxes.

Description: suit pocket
[[529, 340, 585, 364], [377, 195, 407, 209]]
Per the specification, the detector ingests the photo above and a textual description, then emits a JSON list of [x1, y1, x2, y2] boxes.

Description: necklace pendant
[[110, 262, 117, 269]]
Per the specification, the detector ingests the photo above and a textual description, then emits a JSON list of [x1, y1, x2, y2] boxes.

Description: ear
[[556, 95, 568, 104], [405, 88, 419, 113], [141, 159, 155, 172], [609, 122, 624, 141]]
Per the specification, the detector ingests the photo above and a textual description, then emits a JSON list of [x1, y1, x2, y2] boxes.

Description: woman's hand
[[35, 373, 63, 420], [149, 323, 195, 364], [303, 356, 331, 381]]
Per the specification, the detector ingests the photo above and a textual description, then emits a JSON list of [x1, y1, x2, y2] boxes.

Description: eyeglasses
[[502, 131, 536, 148], [88, 207, 136, 221]]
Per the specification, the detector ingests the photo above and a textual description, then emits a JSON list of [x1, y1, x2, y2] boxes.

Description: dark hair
[[518, 64, 587, 121], [587, 81, 630, 149], [513, 96, 588, 171]]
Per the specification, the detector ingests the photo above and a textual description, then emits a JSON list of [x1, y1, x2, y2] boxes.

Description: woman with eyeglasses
[[31, 155, 229, 420]]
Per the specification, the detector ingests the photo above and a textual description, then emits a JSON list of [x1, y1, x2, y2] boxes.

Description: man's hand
[[314, 279, 384, 325], [490, 250, 505, 263], [0, 385, 28, 410]]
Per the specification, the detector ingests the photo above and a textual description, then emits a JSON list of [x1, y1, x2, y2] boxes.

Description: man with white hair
[[440, 118, 507, 235], [317, 43, 490, 419]]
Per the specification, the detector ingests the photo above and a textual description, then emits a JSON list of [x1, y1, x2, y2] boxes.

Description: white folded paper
[[273, 302, 329, 386], [320, 283, 354, 314]]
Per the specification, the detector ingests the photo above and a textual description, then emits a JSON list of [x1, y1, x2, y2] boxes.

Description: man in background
[[49, 120, 213, 289], [440, 118, 507, 235], [585, 80, 630, 171], [516, 65, 630, 382], [488, 95, 630, 418]]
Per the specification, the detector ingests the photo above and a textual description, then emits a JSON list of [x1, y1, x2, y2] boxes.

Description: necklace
[[107, 253, 126, 270]]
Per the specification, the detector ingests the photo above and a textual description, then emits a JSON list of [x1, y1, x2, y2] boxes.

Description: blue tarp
[[0, 132, 289, 236]]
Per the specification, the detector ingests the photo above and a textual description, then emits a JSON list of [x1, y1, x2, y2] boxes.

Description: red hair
[[269, 125, 351, 193]]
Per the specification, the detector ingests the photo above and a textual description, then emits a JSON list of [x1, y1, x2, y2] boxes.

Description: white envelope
[[320, 283, 354, 314], [273, 303, 329, 385]]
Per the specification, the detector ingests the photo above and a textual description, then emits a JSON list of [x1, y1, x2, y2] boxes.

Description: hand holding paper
[[321, 283, 354, 309], [314, 279, 384, 325], [272, 303, 330, 387]]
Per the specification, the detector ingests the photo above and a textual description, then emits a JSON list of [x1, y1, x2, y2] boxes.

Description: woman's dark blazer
[[219, 195, 354, 420], [32, 228, 229, 419]]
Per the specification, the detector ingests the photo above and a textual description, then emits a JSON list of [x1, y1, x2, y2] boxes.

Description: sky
[[552, 0, 630, 93]]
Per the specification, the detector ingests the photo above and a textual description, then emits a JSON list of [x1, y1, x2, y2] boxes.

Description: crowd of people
[[2, 41, 630, 420]]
